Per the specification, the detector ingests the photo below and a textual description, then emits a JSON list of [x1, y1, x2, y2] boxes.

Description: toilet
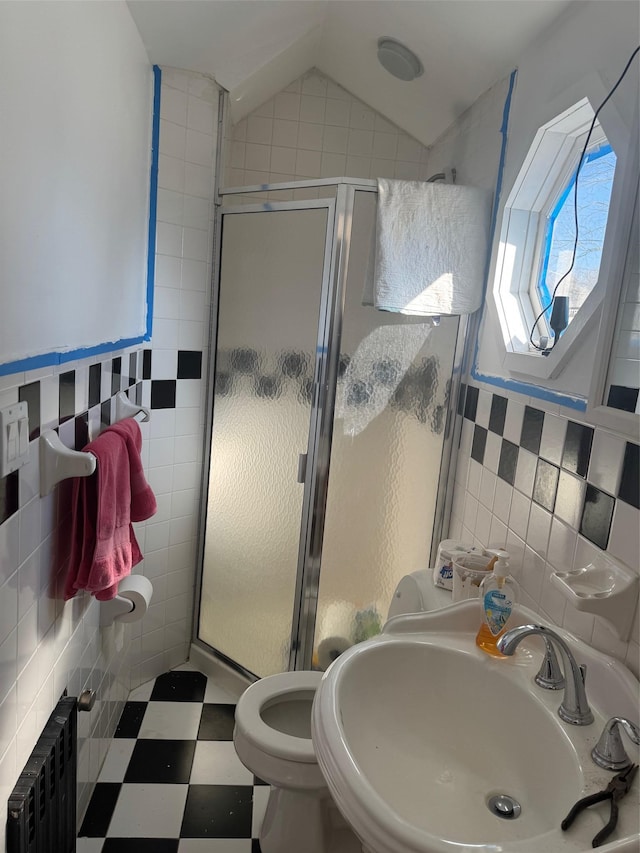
[[234, 671, 337, 853], [233, 570, 450, 853]]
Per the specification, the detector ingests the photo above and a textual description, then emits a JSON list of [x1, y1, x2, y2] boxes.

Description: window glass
[[536, 142, 617, 324]]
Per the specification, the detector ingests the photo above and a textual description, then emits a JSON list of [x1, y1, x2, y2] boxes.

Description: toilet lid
[[235, 671, 322, 764]]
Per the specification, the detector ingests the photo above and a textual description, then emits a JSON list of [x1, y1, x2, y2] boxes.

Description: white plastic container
[[451, 552, 494, 602], [433, 540, 475, 590]]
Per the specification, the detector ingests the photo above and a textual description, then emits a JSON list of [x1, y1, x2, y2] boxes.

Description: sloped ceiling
[[127, 0, 574, 147]]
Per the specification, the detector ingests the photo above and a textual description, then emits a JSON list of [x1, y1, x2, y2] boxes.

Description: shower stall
[[195, 178, 466, 678]]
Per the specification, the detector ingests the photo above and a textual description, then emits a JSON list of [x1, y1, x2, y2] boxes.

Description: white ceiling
[[127, 0, 574, 147]]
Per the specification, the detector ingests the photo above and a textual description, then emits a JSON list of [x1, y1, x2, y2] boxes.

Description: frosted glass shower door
[[199, 204, 330, 677], [311, 190, 459, 668]]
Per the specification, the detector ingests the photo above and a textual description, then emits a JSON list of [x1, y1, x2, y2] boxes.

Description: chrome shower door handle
[[297, 453, 308, 483]]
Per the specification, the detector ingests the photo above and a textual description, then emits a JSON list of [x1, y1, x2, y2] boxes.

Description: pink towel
[[64, 418, 157, 601]]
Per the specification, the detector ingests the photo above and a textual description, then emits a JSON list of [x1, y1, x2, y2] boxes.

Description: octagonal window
[[534, 140, 617, 328], [491, 89, 632, 380]]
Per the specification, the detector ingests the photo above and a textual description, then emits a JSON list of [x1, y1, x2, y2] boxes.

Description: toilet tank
[[387, 570, 452, 619]]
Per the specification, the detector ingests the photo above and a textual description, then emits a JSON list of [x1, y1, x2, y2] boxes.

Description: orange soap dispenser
[[475, 550, 519, 657]]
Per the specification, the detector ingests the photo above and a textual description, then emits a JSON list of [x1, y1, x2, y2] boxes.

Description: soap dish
[[550, 557, 638, 641]]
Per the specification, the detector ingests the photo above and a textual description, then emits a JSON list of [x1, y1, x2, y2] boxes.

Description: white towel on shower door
[[371, 179, 492, 316]]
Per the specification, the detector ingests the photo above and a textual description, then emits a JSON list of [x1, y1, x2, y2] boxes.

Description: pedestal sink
[[311, 600, 640, 853]]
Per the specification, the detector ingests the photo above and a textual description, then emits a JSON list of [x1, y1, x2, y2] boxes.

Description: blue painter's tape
[[491, 69, 517, 263], [146, 65, 161, 339], [0, 336, 149, 377], [0, 64, 160, 379], [471, 369, 587, 411], [57, 336, 148, 365], [0, 352, 59, 377], [470, 68, 587, 414], [466, 71, 516, 378]]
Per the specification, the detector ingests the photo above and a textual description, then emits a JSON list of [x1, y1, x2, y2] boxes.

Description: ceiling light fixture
[[377, 37, 424, 82]]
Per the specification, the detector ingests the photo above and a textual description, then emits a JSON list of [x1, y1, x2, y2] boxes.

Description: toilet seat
[[234, 671, 322, 763]]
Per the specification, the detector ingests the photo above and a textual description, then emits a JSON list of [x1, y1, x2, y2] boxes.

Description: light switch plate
[[0, 401, 29, 477]]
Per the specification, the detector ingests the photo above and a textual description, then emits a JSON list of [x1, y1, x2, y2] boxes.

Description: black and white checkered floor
[[77, 667, 266, 852]]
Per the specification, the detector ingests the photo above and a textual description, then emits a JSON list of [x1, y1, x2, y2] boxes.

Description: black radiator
[[6, 696, 77, 853]]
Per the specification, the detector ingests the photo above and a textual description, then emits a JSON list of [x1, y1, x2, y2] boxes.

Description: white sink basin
[[311, 600, 640, 853]]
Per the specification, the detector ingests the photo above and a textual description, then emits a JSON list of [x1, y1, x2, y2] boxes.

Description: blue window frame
[[536, 142, 617, 325]]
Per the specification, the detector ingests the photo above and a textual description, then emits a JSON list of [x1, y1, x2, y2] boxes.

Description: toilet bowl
[[234, 671, 345, 853], [233, 569, 451, 853], [234, 671, 325, 790]]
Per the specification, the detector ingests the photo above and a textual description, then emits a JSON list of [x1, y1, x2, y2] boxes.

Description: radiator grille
[[7, 696, 77, 853]]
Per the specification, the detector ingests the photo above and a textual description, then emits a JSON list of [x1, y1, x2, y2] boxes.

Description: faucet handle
[[591, 717, 640, 771], [534, 637, 565, 690]]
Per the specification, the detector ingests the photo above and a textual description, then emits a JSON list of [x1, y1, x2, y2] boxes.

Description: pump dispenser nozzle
[[493, 550, 510, 579], [485, 549, 510, 578]]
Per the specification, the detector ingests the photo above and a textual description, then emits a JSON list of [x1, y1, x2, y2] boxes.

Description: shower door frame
[[193, 177, 469, 675]]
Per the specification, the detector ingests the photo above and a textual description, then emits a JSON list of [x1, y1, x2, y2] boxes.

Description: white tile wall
[[224, 68, 431, 190], [449, 384, 640, 676], [607, 211, 640, 409], [130, 67, 219, 690], [0, 66, 220, 844], [419, 24, 638, 677], [0, 357, 143, 849]]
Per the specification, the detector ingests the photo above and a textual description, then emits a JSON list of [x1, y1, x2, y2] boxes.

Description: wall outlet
[[0, 401, 29, 477]]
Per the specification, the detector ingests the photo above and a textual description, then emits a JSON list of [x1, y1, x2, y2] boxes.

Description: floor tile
[[151, 670, 207, 702], [128, 680, 155, 702], [198, 703, 236, 740], [114, 702, 148, 738], [178, 841, 252, 852], [78, 668, 273, 852], [98, 739, 137, 783], [79, 783, 121, 837], [103, 840, 179, 853], [181, 785, 253, 838], [77, 839, 104, 852], [107, 783, 188, 837], [190, 741, 254, 785], [251, 785, 270, 838], [125, 739, 196, 783], [139, 701, 202, 739], [172, 662, 200, 673], [204, 680, 242, 704]]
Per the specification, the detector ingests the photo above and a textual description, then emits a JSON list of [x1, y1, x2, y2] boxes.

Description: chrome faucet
[[497, 624, 594, 726], [592, 717, 640, 770]]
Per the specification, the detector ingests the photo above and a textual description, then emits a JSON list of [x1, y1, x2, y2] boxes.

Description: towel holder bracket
[[115, 391, 150, 423], [40, 430, 96, 497], [39, 391, 150, 496]]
